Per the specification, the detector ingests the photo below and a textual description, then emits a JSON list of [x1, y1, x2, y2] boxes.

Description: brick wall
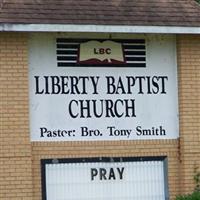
[[177, 35, 200, 194], [1, 33, 200, 200], [0, 33, 32, 200]]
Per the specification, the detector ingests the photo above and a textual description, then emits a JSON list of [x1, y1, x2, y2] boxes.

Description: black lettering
[[146, 76, 152, 94], [90, 76, 100, 94], [106, 48, 111, 54], [94, 48, 98, 54], [44, 76, 50, 94], [71, 76, 80, 94], [91, 168, 98, 181], [81, 126, 89, 136], [40, 127, 47, 137], [51, 76, 61, 94], [136, 126, 142, 136], [160, 126, 166, 135], [127, 76, 135, 94], [116, 77, 126, 94], [105, 99, 115, 117], [60, 76, 69, 94], [160, 76, 168, 94], [152, 76, 159, 94], [114, 99, 124, 118], [136, 76, 145, 94], [92, 100, 104, 118], [106, 76, 115, 94], [117, 167, 124, 180], [35, 76, 44, 94], [108, 168, 116, 180], [79, 76, 89, 94], [100, 168, 107, 180], [124, 99, 136, 117], [80, 100, 91, 118], [69, 100, 78, 118]]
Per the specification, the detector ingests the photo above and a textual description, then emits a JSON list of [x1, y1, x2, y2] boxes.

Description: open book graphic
[[78, 40, 125, 64]]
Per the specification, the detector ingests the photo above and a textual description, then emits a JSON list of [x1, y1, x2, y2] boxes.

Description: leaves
[[176, 191, 200, 200]]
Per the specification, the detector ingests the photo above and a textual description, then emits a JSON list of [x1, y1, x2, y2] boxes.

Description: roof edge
[[0, 24, 200, 34]]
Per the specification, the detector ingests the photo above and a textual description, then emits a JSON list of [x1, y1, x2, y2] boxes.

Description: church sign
[[29, 34, 179, 141]]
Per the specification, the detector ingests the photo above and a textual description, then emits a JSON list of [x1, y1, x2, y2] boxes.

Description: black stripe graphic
[[56, 39, 146, 68]]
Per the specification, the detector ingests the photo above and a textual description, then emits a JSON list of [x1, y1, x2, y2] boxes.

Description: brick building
[[0, 1, 200, 200]]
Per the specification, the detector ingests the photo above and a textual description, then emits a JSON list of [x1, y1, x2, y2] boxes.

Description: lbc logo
[[94, 48, 111, 55]]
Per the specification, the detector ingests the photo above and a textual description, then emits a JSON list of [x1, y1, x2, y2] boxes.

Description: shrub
[[194, 171, 200, 192], [176, 191, 200, 200]]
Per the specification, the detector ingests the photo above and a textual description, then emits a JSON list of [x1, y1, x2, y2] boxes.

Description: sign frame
[[41, 156, 169, 200]]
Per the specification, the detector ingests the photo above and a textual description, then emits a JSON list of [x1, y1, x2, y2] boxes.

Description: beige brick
[[177, 35, 200, 194], [0, 32, 32, 200]]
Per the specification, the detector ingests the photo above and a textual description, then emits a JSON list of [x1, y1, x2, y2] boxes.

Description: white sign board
[[44, 159, 166, 200], [29, 34, 179, 141]]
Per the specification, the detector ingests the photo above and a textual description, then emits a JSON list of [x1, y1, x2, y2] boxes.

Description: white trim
[[0, 24, 200, 34]]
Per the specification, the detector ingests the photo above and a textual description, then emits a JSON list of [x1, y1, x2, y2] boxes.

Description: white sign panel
[[44, 159, 167, 200], [29, 34, 179, 141]]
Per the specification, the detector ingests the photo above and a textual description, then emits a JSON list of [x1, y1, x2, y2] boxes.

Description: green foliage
[[176, 191, 200, 200], [196, 0, 200, 4], [194, 172, 200, 192], [176, 168, 200, 200]]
